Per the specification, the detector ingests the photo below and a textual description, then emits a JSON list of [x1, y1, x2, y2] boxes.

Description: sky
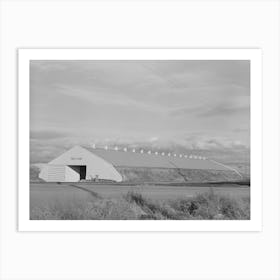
[[30, 60, 250, 163]]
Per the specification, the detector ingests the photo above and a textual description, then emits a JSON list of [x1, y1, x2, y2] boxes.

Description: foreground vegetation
[[30, 188, 250, 220]]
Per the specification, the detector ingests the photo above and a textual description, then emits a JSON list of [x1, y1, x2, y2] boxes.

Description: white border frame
[[18, 48, 262, 232]]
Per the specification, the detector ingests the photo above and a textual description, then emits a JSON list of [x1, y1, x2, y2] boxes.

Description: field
[[30, 182, 250, 220]]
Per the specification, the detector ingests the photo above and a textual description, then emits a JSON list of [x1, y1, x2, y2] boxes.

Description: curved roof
[[86, 147, 231, 171]]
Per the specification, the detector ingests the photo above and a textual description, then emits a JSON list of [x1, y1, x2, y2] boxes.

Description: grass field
[[30, 182, 250, 220]]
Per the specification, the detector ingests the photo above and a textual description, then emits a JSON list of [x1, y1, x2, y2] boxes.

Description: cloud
[[30, 130, 69, 140], [233, 128, 249, 133], [190, 138, 248, 150], [200, 104, 249, 118], [30, 60, 250, 160], [92, 135, 249, 151], [30, 61, 68, 72], [55, 85, 168, 114], [30, 133, 249, 164]]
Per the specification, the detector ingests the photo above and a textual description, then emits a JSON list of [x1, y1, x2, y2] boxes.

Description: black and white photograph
[[29, 57, 251, 221], [2, 1, 279, 279]]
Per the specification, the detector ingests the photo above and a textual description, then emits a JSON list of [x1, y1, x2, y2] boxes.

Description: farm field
[[30, 182, 250, 220], [31, 182, 250, 203]]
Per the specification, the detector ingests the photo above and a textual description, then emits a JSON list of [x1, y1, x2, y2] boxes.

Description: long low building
[[38, 145, 241, 182]]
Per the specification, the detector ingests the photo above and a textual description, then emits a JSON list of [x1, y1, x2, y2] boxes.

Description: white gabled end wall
[[39, 146, 122, 182]]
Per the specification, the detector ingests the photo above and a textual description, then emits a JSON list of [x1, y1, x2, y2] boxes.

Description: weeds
[[31, 189, 250, 220], [170, 189, 250, 220]]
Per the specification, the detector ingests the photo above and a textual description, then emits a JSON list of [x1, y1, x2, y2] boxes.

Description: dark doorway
[[68, 165, 87, 180], [80, 166, 86, 180]]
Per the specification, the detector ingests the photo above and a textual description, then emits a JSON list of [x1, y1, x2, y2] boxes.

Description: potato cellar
[[38, 145, 242, 183]]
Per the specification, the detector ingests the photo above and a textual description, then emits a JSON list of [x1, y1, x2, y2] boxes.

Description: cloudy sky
[[30, 60, 250, 163]]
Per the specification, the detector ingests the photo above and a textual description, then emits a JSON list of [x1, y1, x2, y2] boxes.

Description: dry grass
[[30, 197, 143, 220], [30, 189, 250, 220]]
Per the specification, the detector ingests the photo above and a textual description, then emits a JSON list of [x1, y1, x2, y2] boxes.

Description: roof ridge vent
[[91, 145, 208, 160]]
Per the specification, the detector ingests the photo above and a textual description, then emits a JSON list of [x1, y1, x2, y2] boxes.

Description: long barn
[[38, 145, 241, 182]]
